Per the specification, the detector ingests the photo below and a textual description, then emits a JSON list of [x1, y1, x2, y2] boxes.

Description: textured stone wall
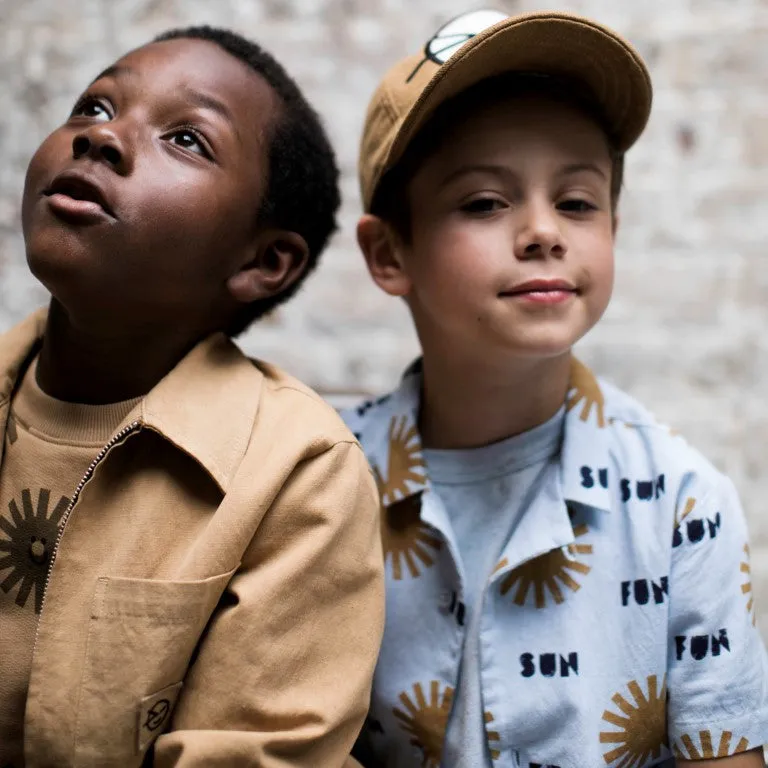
[[2, 0, 768, 636]]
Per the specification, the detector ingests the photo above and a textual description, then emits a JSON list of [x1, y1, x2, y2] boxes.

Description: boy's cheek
[[21, 133, 66, 221]]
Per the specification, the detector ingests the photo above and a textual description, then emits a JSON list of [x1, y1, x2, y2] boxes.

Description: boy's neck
[[418, 351, 571, 450], [35, 300, 203, 404]]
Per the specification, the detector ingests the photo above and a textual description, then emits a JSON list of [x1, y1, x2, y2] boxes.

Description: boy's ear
[[226, 231, 309, 304], [357, 214, 411, 297]]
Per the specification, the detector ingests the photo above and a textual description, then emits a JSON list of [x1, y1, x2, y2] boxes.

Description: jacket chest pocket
[[73, 568, 236, 766]]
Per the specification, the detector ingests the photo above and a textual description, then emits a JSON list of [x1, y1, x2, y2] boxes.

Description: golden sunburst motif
[[741, 543, 756, 626], [600, 674, 667, 767], [673, 730, 750, 760], [498, 523, 592, 608], [373, 415, 438, 580], [393, 681, 453, 767], [566, 358, 606, 428], [373, 415, 427, 506], [0, 488, 69, 613], [380, 493, 441, 580], [393, 682, 500, 765]]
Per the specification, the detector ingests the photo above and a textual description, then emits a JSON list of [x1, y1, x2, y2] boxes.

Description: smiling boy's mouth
[[499, 278, 580, 305], [43, 173, 116, 221]]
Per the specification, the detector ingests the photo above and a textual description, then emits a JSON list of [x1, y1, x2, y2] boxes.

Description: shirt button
[[438, 590, 453, 610], [29, 537, 48, 564]]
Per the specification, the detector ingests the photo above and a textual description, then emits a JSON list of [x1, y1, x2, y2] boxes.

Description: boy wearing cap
[[343, 10, 768, 768]]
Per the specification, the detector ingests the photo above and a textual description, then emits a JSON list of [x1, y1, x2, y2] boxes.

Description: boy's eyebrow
[[439, 163, 513, 186], [177, 86, 235, 125], [559, 162, 608, 180], [89, 64, 133, 86]]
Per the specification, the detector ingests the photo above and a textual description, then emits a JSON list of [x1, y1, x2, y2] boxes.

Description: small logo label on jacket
[[138, 682, 183, 752]]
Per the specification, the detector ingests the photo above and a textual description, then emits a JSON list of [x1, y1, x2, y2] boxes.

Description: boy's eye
[[167, 129, 209, 158], [557, 199, 597, 213], [460, 197, 505, 214], [71, 97, 111, 122]]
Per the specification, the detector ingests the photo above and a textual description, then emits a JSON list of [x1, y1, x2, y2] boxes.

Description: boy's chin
[[26, 243, 90, 291], [25, 243, 108, 314], [493, 329, 588, 364], [514, 311, 602, 357], [507, 341, 577, 361]]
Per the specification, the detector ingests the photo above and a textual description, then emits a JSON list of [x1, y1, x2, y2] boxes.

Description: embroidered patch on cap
[[407, 9, 507, 82], [138, 681, 182, 752]]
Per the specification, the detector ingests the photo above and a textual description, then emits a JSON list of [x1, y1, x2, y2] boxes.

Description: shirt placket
[[476, 470, 579, 765]]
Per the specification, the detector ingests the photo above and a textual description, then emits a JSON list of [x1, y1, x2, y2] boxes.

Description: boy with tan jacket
[[0, 26, 383, 767]]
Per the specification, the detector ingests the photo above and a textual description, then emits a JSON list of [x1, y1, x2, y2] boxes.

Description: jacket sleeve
[[153, 439, 385, 767]]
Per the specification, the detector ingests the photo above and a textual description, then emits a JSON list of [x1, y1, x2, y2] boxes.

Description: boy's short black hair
[[371, 72, 625, 242], [154, 26, 340, 337]]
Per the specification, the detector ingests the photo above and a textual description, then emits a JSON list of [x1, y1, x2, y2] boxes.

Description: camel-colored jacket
[[1, 311, 384, 767]]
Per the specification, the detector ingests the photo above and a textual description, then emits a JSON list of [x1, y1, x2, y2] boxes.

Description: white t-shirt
[[423, 407, 564, 767]]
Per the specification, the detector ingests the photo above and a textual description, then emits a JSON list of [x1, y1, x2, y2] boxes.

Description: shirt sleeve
[[667, 472, 768, 760], [152, 440, 385, 767]]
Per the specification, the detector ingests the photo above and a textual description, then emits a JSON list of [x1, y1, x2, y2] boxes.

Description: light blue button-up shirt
[[342, 358, 768, 768]]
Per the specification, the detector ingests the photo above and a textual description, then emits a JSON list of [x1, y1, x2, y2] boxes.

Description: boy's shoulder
[[568, 370, 735, 516], [598, 376, 723, 482], [0, 310, 47, 401], [252, 357, 359, 448], [137, 340, 364, 496], [340, 359, 732, 506]]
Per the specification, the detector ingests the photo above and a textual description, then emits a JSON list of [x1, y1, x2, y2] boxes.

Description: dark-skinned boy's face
[[22, 38, 277, 335]]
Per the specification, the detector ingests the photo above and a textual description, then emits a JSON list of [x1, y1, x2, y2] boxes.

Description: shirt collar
[[361, 356, 613, 517], [0, 309, 262, 494]]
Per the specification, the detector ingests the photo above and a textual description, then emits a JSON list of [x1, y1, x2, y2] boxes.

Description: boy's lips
[[500, 278, 578, 305], [43, 172, 116, 222]]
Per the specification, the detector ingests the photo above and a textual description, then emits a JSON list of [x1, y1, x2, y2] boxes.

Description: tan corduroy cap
[[359, 9, 652, 211]]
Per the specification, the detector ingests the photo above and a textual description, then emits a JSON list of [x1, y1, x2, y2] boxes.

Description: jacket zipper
[[31, 420, 141, 650]]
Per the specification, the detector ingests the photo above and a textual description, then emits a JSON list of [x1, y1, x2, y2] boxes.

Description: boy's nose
[[514, 205, 567, 260], [72, 127, 131, 174]]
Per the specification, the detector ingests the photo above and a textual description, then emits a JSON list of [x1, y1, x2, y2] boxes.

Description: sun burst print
[[0, 488, 69, 613], [566, 358, 606, 428], [393, 682, 499, 766], [600, 674, 668, 767], [380, 493, 441, 581], [373, 416, 439, 580], [393, 681, 454, 767], [498, 523, 592, 608], [672, 730, 750, 760], [741, 544, 756, 626], [373, 415, 427, 506]]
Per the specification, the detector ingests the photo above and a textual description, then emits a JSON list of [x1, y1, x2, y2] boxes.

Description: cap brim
[[388, 12, 652, 171]]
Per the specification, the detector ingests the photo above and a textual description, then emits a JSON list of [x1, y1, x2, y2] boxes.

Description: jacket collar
[[138, 333, 263, 493], [0, 310, 263, 494], [361, 355, 614, 517]]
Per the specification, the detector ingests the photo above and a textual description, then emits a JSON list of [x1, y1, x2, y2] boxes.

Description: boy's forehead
[[92, 38, 277, 121], [102, 39, 227, 85]]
